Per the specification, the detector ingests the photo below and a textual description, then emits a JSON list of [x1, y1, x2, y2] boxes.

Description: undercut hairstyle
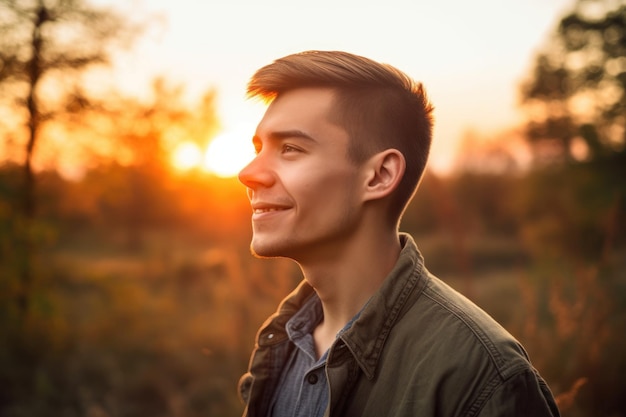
[[247, 50, 434, 225]]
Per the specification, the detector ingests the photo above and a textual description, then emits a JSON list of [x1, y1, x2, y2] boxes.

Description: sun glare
[[203, 131, 255, 178], [170, 130, 255, 177], [172, 142, 202, 171]]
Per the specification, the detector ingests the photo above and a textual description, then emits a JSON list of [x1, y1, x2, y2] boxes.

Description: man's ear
[[362, 149, 405, 202]]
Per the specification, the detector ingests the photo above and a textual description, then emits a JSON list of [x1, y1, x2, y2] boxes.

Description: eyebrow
[[253, 129, 317, 144]]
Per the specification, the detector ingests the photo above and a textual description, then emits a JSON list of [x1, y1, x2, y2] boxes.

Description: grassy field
[[2, 224, 625, 416]]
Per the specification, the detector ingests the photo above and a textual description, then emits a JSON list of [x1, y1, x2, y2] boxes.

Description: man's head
[[247, 50, 434, 223]]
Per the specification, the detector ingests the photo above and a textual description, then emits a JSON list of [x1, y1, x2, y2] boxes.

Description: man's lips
[[253, 207, 288, 214], [250, 202, 291, 216]]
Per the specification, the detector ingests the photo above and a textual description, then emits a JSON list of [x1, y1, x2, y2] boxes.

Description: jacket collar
[[339, 233, 428, 379], [258, 233, 428, 378]]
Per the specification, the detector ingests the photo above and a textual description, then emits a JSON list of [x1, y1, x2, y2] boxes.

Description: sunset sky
[[99, 0, 574, 173]]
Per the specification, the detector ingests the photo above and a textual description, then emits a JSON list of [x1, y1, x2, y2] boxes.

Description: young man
[[237, 50, 560, 417]]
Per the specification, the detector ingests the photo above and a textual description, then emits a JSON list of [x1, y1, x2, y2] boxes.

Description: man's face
[[238, 88, 366, 262]]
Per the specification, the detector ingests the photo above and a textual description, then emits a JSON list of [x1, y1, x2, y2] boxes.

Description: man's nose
[[238, 153, 275, 190]]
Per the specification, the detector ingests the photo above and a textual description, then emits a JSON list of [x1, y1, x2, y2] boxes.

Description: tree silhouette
[[0, 0, 140, 317], [520, 0, 626, 163], [517, 3, 626, 414], [517, 0, 626, 261], [90, 79, 221, 250]]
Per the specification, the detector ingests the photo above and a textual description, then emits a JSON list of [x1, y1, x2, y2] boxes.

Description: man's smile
[[253, 207, 286, 214], [251, 202, 292, 219]]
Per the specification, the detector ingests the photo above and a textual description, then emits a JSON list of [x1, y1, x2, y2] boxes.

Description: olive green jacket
[[238, 234, 560, 417]]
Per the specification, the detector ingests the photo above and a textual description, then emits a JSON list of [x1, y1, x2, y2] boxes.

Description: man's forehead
[[254, 89, 349, 146], [270, 87, 336, 108], [258, 88, 336, 129]]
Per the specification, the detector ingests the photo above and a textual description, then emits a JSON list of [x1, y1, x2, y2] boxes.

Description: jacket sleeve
[[238, 372, 254, 405], [476, 368, 560, 417]]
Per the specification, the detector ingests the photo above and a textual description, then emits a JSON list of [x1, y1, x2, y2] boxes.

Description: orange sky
[[94, 0, 574, 174]]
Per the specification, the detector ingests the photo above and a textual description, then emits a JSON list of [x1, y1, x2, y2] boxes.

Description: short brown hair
[[247, 50, 434, 224]]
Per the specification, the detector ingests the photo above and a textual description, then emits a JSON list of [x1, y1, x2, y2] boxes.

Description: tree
[[518, 0, 626, 256], [517, 3, 626, 414], [0, 0, 140, 317], [0, 0, 139, 217], [520, 0, 626, 163], [84, 79, 221, 250]]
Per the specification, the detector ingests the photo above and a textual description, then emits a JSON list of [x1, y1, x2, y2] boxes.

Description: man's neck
[[299, 230, 402, 358]]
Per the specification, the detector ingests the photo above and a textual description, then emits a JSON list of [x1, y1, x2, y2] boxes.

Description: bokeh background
[[1, 0, 625, 416]]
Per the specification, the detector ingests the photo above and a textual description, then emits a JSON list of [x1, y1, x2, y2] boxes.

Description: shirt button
[[307, 373, 319, 385]]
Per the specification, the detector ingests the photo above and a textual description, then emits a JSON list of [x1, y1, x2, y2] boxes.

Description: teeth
[[254, 208, 283, 214]]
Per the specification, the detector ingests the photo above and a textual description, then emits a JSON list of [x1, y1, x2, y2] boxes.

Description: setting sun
[[172, 142, 203, 171], [203, 130, 255, 178]]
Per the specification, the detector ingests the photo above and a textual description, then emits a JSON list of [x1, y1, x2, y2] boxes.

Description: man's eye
[[282, 144, 299, 153]]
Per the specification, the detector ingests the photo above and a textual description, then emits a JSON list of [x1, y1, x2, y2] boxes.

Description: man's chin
[[250, 247, 274, 259], [250, 238, 299, 260], [250, 243, 282, 259]]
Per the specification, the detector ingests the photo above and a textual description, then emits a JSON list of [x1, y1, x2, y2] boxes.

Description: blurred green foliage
[[520, 0, 626, 163]]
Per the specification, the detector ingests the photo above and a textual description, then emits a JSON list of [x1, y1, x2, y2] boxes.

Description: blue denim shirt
[[270, 294, 363, 417], [270, 294, 327, 417]]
